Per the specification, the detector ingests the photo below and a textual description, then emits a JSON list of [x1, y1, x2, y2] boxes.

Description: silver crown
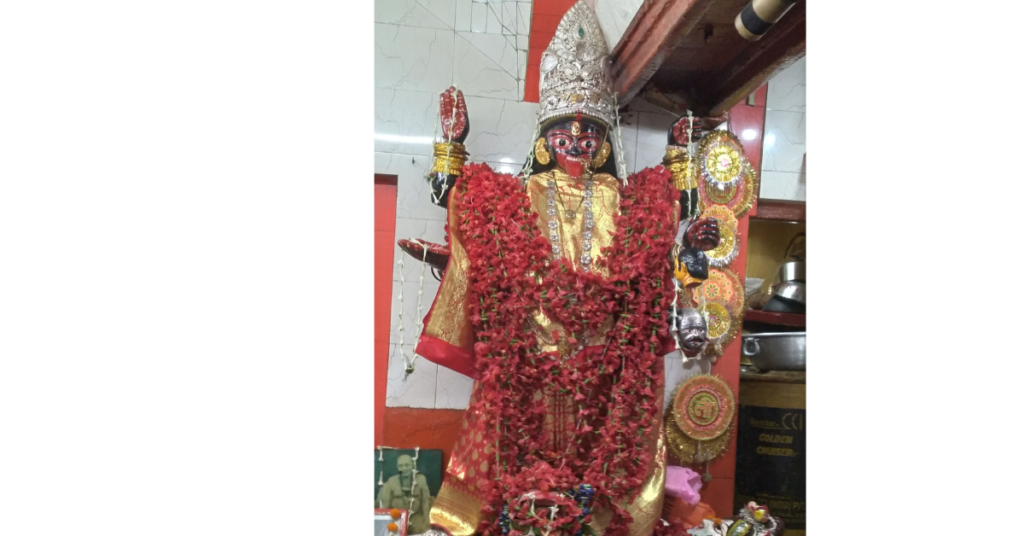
[[537, 1, 617, 127]]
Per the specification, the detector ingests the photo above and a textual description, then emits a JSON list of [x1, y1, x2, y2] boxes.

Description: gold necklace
[[554, 178, 586, 220]]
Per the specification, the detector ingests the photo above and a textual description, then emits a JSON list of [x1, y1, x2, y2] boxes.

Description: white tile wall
[[375, 24, 457, 94], [663, 353, 710, 412], [761, 56, 806, 201], [375, 0, 452, 29], [454, 33, 520, 100], [377, 1, 683, 409], [634, 111, 676, 175], [375, 88, 440, 156], [377, 0, 536, 409], [387, 343, 439, 408], [594, 0, 644, 52]]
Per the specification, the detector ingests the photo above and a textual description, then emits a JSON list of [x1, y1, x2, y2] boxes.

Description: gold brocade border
[[429, 478, 484, 536]]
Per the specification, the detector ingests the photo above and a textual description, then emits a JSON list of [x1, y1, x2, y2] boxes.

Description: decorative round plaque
[[671, 375, 736, 441]]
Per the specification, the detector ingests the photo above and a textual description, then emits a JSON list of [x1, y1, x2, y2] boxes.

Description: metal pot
[[741, 332, 806, 371], [772, 281, 805, 304], [777, 260, 805, 283]]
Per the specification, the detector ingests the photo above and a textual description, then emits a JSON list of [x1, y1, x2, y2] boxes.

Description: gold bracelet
[[431, 142, 469, 176], [663, 145, 697, 190]]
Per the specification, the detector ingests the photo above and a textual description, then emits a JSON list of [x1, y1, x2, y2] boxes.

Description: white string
[[612, 92, 628, 184], [397, 251, 407, 378], [670, 278, 682, 356], [519, 121, 541, 184], [685, 109, 697, 222], [407, 447, 422, 520], [401, 239, 430, 378]]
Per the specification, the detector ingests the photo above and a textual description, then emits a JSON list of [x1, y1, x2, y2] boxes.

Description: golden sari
[[416, 168, 678, 536]]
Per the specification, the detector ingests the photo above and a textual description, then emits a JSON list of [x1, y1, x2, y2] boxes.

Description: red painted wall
[[525, 0, 579, 102], [697, 85, 768, 516], [375, 177, 398, 447], [382, 407, 465, 470]]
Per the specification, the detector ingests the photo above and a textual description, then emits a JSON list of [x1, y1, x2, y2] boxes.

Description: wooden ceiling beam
[[699, 1, 806, 115], [611, 0, 805, 116], [609, 0, 718, 105]]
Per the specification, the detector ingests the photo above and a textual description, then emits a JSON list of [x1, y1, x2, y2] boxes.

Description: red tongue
[[564, 159, 585, 178]]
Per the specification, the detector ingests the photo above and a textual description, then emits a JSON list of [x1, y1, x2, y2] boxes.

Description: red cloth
[[664, 497, 717, 531], [416, 334, 478, 380]]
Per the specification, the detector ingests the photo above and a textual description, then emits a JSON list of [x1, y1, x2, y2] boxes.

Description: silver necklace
[[546, 173, 595, 272]]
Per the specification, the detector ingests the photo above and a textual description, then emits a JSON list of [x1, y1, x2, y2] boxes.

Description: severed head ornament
[[676, 307, 709, 358]]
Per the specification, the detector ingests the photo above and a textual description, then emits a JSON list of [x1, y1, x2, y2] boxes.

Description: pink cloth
[[664, 466, 702, 505]]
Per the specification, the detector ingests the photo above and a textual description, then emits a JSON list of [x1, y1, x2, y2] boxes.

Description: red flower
[[452, 165, 678, 536]]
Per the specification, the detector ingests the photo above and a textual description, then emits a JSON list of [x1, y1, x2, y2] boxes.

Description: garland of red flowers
[[455, 163, 678, 536]]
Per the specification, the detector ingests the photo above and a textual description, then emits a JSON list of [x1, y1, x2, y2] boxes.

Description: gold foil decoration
[[432, 142, 469, 176]]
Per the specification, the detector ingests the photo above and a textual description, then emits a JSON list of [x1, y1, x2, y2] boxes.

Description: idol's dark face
[[544, 117, 608, 178]]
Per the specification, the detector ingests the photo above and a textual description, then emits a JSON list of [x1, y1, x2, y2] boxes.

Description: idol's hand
[[667, 113, 728, 146], [439, 87, 469, 143], [686, 217, 720, 251]]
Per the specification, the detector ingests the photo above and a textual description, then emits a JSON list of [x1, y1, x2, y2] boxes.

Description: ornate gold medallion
[[733, 169, 757, 219], [698, 131, 746, 187], [695, 268, 743, 309], [665, 413, 730, 464], [702, 205, 740, 268], [701, 301, 732, 340], [672, 375, 735, 440], [704, 145, 742, 185], [664, 375, 736, 463], [705, 180, 738, 205]]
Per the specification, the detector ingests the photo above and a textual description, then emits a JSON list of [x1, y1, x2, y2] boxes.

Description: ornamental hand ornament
[[429, 87, 471, 207], [686, 217, 721, 251], [439, 86, 469, 143], [667, 114, 728, 146]]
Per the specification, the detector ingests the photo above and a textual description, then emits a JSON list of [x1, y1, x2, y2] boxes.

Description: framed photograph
[[374, 448, 443, 535], [374, 508, 408, 536]]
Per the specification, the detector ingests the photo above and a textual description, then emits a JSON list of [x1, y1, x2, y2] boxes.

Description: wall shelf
[[743, 309, 806, 328], [752, 199, 805, 223]]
